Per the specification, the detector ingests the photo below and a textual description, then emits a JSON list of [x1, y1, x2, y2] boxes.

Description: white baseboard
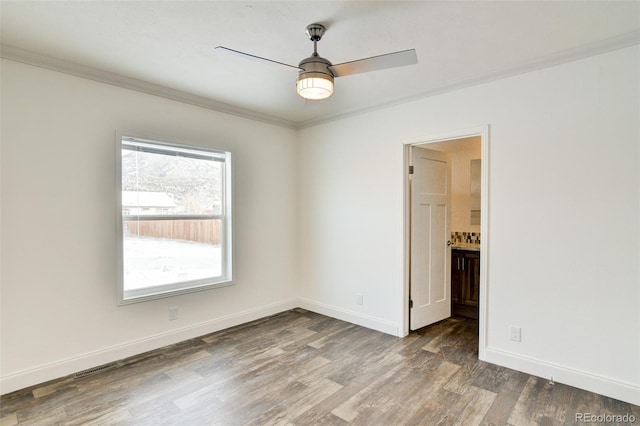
[[0, 299, 299, 395], [484, 346, 640, 406], [7, 301, 635, 407], [297, 298, 400, 337]]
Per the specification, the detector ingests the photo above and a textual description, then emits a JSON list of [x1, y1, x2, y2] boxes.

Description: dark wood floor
[[1, 309, 638, 425]]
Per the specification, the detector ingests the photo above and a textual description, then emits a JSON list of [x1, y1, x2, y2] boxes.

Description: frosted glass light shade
[[296, 74, 334, 100]]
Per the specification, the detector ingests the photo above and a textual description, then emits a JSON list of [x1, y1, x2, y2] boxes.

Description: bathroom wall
[[427, 136, 481, 234]]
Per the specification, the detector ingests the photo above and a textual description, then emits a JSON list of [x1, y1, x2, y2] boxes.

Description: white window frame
[[116, 134, 233, 305]]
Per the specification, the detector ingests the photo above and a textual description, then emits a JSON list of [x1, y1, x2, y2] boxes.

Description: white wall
[[0, 60, 299, 393], [297, 46, 639, 404]]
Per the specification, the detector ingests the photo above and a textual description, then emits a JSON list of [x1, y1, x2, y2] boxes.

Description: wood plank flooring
[[1, 309, 638, 425]]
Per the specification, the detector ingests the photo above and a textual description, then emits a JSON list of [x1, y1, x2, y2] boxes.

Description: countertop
[[451, 244, 480, 252]]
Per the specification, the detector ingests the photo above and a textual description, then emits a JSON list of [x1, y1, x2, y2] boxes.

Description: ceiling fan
[[215, 23, 418, 100]]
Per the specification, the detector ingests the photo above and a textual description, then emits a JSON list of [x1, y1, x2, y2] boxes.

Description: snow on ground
[[123, 236, 221, 290]]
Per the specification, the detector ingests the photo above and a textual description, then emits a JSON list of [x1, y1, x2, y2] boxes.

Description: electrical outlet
[[510, 326, 521, 342], [169, 307, 178, 321], [356, 294, 364, 306]]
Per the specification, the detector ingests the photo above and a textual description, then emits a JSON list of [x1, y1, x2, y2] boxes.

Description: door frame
[[402, 125, 490, 361]]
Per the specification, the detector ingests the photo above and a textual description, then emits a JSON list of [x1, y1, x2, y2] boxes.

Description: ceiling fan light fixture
[[296, 53, 334, 100], [296, 72, 334, 100]]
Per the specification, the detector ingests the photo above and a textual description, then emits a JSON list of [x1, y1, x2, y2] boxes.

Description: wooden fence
[[125, 219, 221, 245]]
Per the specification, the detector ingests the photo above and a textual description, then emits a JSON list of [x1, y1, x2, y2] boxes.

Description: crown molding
[[0, 45, 298, 130], [2, 29, 639, 131]]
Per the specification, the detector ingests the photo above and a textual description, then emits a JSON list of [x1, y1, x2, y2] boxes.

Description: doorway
[[403, 126, 489, 360]]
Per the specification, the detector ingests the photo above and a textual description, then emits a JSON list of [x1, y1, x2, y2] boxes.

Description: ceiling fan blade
[[329, 49, 417, 78], [215, 46, 301, 70]]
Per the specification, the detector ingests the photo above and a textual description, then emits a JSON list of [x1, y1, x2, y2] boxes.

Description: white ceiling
[[2, 1, 639, 128]]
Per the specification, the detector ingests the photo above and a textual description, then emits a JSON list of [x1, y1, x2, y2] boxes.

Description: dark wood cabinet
[[451, 249, 480, 319]]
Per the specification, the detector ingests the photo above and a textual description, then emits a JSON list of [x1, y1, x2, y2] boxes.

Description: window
[[117, 135, 232, 304]]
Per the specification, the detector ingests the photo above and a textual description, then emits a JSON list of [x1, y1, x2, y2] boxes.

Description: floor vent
[[73, 362, 121, 379]]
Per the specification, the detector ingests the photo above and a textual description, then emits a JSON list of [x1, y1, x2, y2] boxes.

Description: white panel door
[[410, 146, 451, 330]]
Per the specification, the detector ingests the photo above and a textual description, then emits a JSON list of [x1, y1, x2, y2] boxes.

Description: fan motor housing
[[298, 55, 334, 80]]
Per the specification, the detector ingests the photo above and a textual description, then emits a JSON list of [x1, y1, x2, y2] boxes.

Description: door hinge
[[409, 299, 414, 308], [408, 165, 414, 175]]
